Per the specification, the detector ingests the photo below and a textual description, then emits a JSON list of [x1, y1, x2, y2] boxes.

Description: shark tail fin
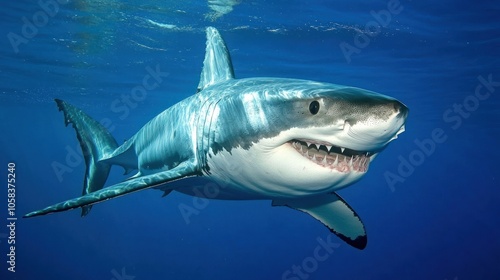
[[55, 99, 118, 217]]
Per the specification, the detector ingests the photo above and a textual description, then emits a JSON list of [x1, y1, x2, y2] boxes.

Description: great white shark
[[25, 27, 408, 250]]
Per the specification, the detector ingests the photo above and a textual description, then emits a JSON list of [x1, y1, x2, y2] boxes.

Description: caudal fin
[[55, 99, 118, 216]]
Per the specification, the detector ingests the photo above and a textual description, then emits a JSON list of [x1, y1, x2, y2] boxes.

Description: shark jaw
[[203, 135, 378, 200], [288, 139, 374, 173]]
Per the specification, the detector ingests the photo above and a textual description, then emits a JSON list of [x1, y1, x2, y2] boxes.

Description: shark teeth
[[289, 139, 372, 173]]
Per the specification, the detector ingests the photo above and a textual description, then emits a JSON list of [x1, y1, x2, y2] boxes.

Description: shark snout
[[342, 96, 408, 126], [335, 97, 408, 152]]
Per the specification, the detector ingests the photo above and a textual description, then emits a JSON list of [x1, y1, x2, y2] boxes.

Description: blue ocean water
[[1, 0, 499, 279]]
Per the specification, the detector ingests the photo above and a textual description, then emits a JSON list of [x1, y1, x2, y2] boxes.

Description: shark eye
[[309, 100, 320, 115]]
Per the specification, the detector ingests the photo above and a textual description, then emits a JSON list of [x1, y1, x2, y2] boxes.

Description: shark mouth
[[289, 139, 374, 173]]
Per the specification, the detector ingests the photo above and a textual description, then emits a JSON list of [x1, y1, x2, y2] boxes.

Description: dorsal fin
[[197, 27, 235, 92]]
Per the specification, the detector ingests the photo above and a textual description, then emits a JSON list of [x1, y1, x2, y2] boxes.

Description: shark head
[[202, 78, 408, 198], [194, 27, 409, 199]]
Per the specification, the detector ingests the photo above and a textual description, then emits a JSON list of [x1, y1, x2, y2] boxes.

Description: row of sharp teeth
[[291, 140, 370, 172], [294, 140, 371, 157], [303, 141, 345, 154]]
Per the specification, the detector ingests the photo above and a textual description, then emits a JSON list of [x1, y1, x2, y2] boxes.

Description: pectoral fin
[[273, 193, 367, 250], [24, 161, 198, 218]]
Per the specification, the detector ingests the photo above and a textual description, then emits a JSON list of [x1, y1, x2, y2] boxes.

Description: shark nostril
[[396, 102, 409, 118], [392, 101, 408, 114], [392, 101, 409, 118], [393, 102, 400, 112]]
